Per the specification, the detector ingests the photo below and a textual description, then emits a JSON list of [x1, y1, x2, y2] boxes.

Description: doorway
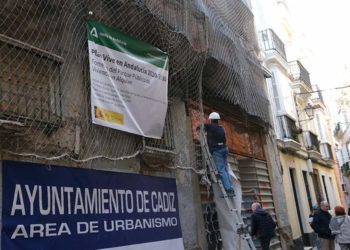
[[289, 169, 304, 240]]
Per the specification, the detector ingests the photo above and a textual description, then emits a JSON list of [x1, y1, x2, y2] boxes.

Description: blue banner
[[2, 161, 184, 250]]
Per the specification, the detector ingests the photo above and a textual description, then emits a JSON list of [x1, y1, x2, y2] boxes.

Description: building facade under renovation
[[0, 0, 295, 249]]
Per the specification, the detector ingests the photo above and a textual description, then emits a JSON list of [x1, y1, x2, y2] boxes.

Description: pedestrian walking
[[203, 112, 234, 196], [251, 202, 276, 250], [329, 205, 350, 250], [312, 201, 335, 250], [309, 205, 321, 250]]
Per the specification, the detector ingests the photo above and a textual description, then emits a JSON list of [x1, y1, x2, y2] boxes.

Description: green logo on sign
[[91, 27, 98, 38]]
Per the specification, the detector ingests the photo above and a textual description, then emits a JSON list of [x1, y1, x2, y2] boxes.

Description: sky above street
[[290, 0, 350, 87], [288, 0, 350, 111]]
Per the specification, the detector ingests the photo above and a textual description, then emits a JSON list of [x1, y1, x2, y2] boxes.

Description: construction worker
[[204, 112, 234, 196]]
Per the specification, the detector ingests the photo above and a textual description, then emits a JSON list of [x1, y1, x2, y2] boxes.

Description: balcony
[[311, 86, 325, 108], [304, 131, 320, 151], [320, 143, 334, 160], [320, 143, 334, 167], [289, 60, 312, 93], [259, 29, 287, 60], [304, 131, 322, 161], [277, 115, 301, 152]]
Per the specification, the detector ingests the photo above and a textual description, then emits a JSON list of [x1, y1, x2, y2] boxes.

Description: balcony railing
[[259, 29, 287, 60], [278, 115, 299, 142], [305, 131, 320, 152], [320, 143, 334, 160], [312, 86, 325, 105], [289, 60, 312, 91]]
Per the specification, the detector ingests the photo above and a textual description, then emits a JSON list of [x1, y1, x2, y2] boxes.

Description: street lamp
[[304, 103, 314, 119], [293, 92, 315, 124], [297, 103, 315, 124]]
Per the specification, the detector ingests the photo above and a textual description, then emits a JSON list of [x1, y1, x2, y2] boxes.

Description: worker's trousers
[[212, 147, 234, 192]]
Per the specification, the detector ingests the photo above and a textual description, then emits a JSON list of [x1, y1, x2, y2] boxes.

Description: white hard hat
[[209, 112, 220, 120]]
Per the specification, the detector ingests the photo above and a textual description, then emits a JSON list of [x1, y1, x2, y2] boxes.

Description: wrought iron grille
[[203, 203, 222, 250], [0, 35, 62, 127], [259, 29, 287, 60]]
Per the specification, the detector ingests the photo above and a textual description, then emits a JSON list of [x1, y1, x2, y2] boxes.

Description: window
[[322, 175, 330, 208], [311, 170, 323, 205], [279, 115, 299, 141], [315, 114, 325, 142], [306, 131, 320, 152], [271, 72, 281, 111], [320, 143, 334, 160], [342, 184, 347, 193], [303, 171, 312, 211], [329, 177, 336, 207], [0, 34, 62, 127], [290, 169, 304, 235]]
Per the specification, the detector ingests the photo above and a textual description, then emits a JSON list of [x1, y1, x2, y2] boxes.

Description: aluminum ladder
[[200, 131, 256, 250]]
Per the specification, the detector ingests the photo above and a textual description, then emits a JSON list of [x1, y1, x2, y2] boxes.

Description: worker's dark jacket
[[204, 124, 226, 153], [311, 209, 333, 239], [251, 208, 276, 239]]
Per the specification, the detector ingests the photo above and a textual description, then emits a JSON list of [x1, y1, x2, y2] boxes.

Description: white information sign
[[87, 20, 169, 138]]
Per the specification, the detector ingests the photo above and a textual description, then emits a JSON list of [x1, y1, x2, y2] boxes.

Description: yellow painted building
[[252, 0, 344, 247], [279, 150, 341, 246], [273, 74, 343, 247]]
